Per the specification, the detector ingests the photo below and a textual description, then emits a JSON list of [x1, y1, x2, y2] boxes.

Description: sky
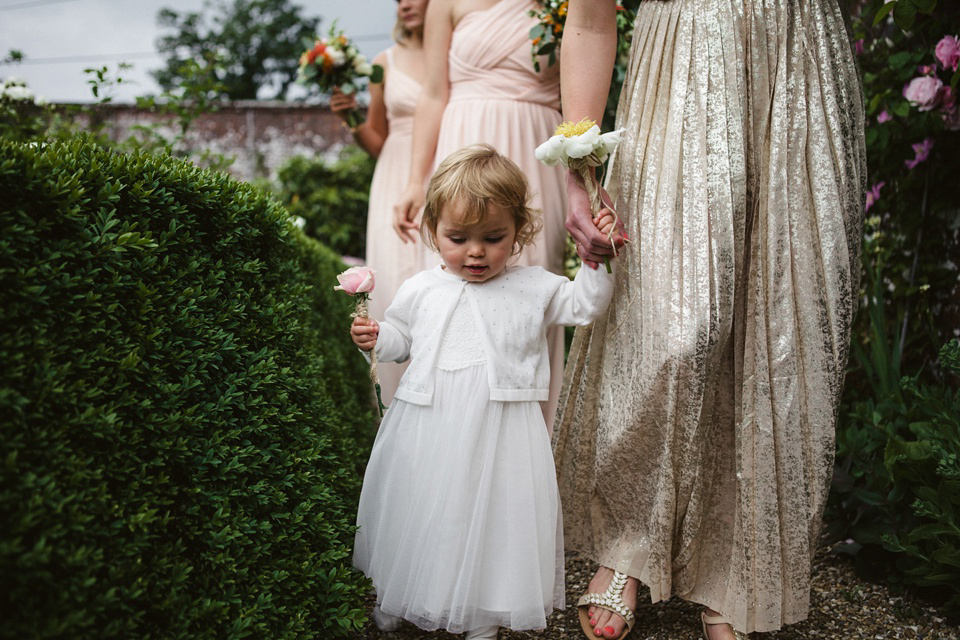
[[0, 0, 398, 103]]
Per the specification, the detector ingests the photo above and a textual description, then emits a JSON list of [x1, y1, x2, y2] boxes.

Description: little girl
[[350, 145, 616, 639]]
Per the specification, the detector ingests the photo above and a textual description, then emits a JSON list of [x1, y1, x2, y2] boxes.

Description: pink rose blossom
[[865, 182, 885, 213], [903, 75, 944, 111], [917, 64, 937, 76], [935, 35, 960, 72], [334, 266, 376, 294], [877, 110, 892, 124], [904, 138, 934, 170]]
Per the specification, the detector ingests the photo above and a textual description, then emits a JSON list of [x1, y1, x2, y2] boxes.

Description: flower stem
[[355, 292, 386, 417]]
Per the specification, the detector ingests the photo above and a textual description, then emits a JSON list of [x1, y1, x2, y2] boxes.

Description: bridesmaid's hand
[[565, 171, 624, 269], [393, 184, 424, 244], [330, 88, 358, 120]]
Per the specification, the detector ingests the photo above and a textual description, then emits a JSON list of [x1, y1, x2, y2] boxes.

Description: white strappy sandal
[[576, 569, 636, 640], [701, 611, 750, 640]]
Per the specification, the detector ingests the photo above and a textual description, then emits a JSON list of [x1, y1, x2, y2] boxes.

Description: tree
[[154, 0, 320, 101]]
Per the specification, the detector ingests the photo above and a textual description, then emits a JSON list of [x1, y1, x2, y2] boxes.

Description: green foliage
[[154, 0, 321, 101], [881, 342, 960, 608], [826, 0, 960, 610], [0, 77, 50, 143], [0, 136, 373, 638], [273, 148, 375, 259]]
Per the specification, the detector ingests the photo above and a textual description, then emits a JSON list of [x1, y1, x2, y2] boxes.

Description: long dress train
[[553, 0, 866, 633]]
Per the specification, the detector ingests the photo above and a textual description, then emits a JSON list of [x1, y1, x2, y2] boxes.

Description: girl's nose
[[467, 242, 484, 257]]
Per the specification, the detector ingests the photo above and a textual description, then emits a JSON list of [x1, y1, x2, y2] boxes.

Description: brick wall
[[70, 101, 356, 181]]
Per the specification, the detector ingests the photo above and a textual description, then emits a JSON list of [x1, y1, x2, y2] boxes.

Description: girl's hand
[[351, 316, 380, 351], [330, 88, 358, 120], [393, 183, 424, 244], [566, 172, 624, 268]]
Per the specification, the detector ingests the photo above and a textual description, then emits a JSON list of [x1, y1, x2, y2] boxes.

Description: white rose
[[355, 62, 373, 76], [327, 48, 346, 67]]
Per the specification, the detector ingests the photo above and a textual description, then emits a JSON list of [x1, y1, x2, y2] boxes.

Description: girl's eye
[[486, 236, 505, 243], [448, 237, 466, 244]]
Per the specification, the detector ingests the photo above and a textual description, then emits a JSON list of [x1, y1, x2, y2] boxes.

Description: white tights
[[464, 625, 499, 639]]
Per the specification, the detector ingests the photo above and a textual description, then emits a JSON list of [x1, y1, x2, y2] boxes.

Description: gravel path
[[361, 546, 960, 639]]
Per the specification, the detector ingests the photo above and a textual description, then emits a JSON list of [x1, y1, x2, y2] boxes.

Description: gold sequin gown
[[552, 0, 866, 633]]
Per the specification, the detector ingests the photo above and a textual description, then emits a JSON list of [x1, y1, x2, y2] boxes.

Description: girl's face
[[435, 201, 517, 283], [396, 0, 428, 35]]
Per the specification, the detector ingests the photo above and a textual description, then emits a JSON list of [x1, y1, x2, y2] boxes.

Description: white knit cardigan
[[370, 263, 614, 405]]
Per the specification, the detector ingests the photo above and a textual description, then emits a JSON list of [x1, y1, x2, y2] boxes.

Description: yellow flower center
[[554, 118, 596, 137]]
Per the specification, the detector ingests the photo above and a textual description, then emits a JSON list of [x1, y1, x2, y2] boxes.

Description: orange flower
[[304, 42, 326, 66]]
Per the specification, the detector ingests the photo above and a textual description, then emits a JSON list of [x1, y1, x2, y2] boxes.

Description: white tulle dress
[[353, 292, 565, 633]]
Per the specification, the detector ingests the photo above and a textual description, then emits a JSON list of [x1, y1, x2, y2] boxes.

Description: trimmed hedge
[[0, 137, 373, 638]]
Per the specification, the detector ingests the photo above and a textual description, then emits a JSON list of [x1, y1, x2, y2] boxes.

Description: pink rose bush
[[333, 266, 375, 294], [900, 33, 960, 130]]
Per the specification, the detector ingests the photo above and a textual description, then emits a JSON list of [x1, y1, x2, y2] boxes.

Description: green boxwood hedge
[[0, 136, 374, 638]]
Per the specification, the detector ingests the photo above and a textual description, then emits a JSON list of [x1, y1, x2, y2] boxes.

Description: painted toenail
[[604, 626, 616, 635]]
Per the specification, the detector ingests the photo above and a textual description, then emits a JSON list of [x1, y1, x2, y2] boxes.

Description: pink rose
[[334, 266, 376, 294], [877, 110, 893, 124], [903, 75, 944, 111], [904, 138, 934, 170], [936, 35, 960, 72], [865, 181, 885, 213], [917, 64, 937, 75]]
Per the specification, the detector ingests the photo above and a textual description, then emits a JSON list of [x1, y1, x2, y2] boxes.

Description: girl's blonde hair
[[421, 144, 542, 254]]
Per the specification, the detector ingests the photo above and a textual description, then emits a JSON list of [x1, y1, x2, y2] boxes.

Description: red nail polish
[[604, 626, 616, 635]]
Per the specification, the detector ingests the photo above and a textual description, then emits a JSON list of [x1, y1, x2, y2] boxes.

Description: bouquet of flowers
[[528, 2, 634, 72], [334, 266, 388, 416], [297, 24, 384, 130], [536, 118, 624, 272]]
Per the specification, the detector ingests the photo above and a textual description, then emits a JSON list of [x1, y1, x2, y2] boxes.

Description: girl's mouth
[[465, 265, 487, 275]]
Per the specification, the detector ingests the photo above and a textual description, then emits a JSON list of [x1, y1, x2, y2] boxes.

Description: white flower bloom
[[535, 122, 624, 168], [326, 48, 346, 67], [354, 62, 373, 76], [3, 76, 26, 88], [3, 85, 33, 101]]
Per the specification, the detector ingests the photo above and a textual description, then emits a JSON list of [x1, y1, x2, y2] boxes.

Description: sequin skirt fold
[[553, 0, 865, 633]]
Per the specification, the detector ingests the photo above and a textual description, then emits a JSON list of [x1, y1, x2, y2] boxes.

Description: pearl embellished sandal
[[577, 569, 635, 640], [701, 611, 750, 640]]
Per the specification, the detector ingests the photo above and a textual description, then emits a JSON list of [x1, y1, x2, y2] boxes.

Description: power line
[[0, 0, 80, 11]]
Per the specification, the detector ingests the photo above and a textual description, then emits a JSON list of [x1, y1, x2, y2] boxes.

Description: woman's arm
[[561, 0, 620, 267], [330, 50, 390, 158], [393, 0, 454, 243]]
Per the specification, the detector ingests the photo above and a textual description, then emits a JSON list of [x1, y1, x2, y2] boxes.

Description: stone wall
[[72, 101, 355, 181]]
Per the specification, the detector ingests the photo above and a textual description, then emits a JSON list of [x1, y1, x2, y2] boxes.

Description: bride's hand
[[565, 171, 624, 268], [394, 184, 424, 244]]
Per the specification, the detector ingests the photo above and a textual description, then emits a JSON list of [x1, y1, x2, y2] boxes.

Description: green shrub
[[273, 148, 374, 259], [829, 338, 960, 608], [0, 136, 373, 638]]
